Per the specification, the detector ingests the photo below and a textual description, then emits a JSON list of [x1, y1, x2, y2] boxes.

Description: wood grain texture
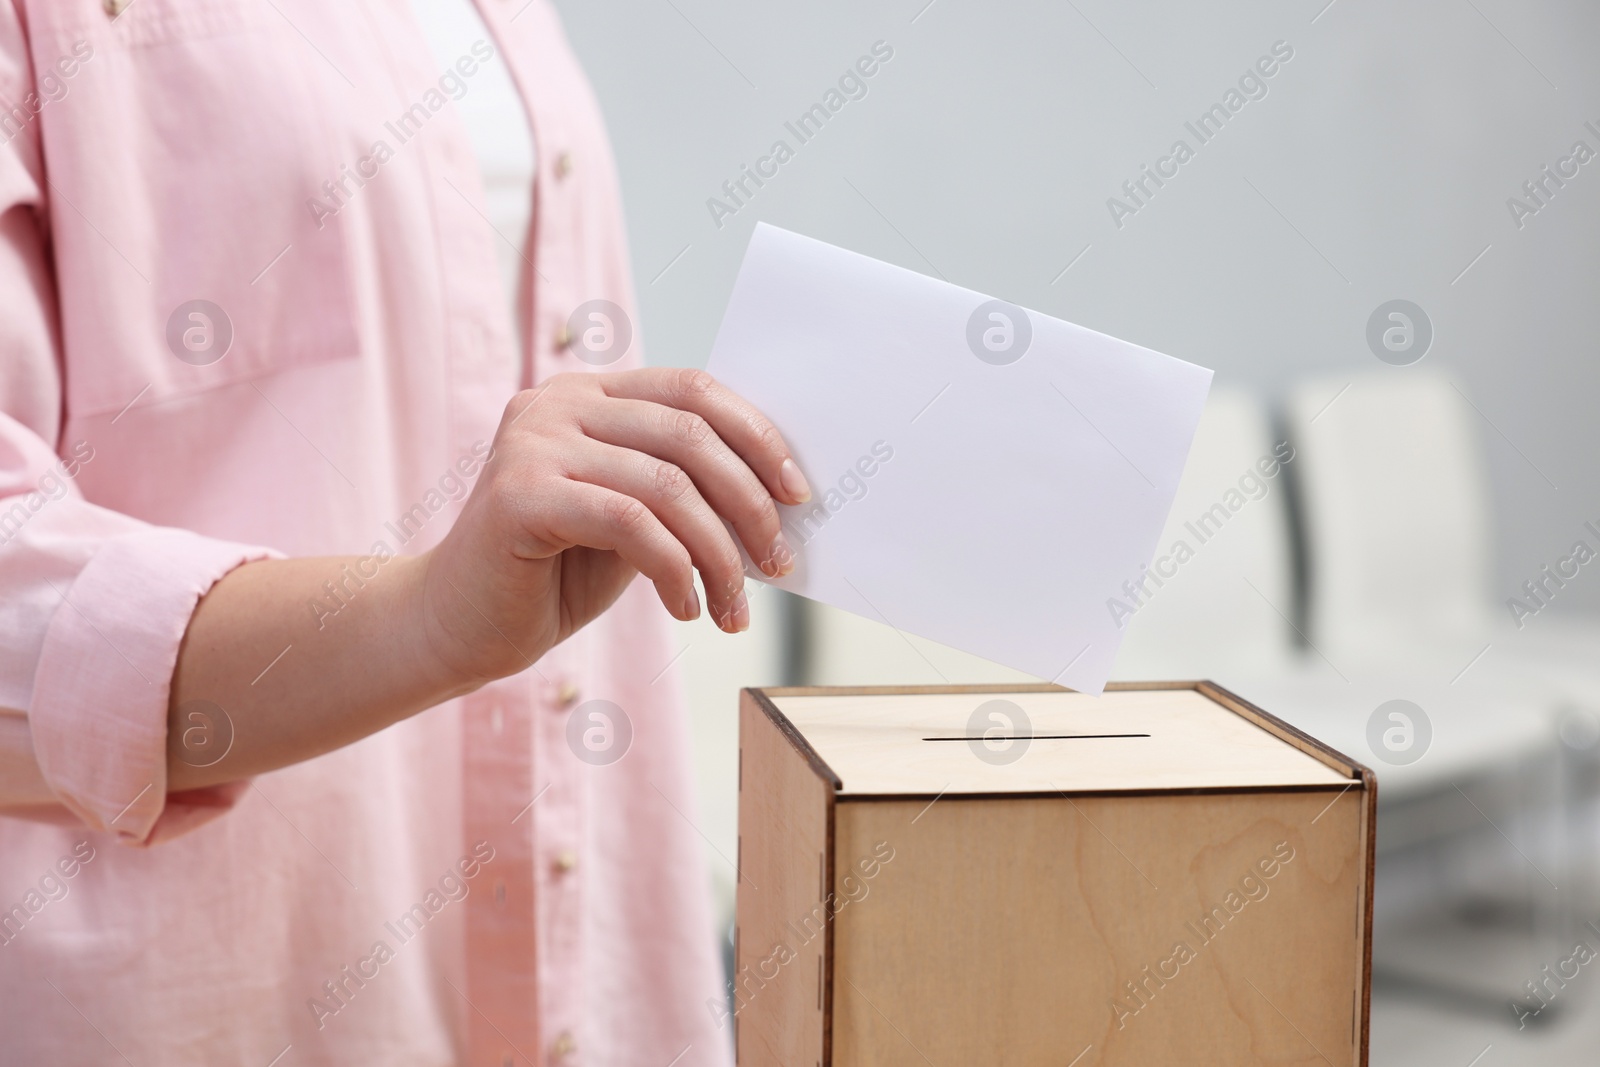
[[735, 689, 833, 1067], [767, 689, 1350, 795], [829, 790, 1366, 1066]]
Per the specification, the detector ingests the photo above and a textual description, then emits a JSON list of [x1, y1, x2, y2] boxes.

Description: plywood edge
[[760, 682, 1079, 698], [1105, 679, 1207, 691], [823, 799, 836, 1067], [761, 682, 1206, 696], [1357, 764, 1377, 1066], [1198, 680, 1374, 782], [835, 783, 1359, 804], [746, 688, 843, 790]]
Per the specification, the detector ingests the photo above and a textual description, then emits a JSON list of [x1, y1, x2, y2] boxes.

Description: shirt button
[[553, 325, 572, 351], [555, 682, 580, 709], [552, 849, 577, 874], [554, 152, 573, 180], [493, 879, 507, 906], [104, 0, 131, 14], [490, 702, 504, 737], [551, 1031, 576, 1057]]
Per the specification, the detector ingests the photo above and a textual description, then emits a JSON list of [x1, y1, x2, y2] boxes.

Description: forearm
[[166, 553, 480, 791], [165, 368, 808, 793]]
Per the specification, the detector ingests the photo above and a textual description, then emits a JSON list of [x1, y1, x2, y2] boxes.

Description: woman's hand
[[410, 367, 812, 689], [164, 366, 805, 790]]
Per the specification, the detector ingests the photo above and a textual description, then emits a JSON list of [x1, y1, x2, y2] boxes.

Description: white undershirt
[[408, 0, 537, 360]]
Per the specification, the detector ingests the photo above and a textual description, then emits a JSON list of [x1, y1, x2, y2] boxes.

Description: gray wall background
[[552, 0, 1600, 615]]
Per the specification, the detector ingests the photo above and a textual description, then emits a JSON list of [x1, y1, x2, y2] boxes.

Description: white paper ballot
[[706, 224, 1212, 694]]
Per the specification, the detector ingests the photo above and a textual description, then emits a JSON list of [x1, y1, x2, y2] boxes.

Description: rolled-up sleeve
[[0, 5, 275, 844], [27, 526, 276, 844]]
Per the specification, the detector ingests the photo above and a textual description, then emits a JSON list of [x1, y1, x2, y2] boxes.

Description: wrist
[[385, 550, 488, 707]]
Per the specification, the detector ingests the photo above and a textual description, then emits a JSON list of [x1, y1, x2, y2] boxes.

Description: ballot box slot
[[919, 733, 1152, 741]]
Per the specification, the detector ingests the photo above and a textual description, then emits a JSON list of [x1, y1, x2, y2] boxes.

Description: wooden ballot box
[[734, 682, 1375, 1066]]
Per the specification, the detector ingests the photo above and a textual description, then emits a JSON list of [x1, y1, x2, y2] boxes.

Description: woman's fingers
[[600, 368, 813, 508], [488, 370, 802, 634], [530, 479, 701, 623], [564, 440, 752, 632], [577, 397, 795, 580]]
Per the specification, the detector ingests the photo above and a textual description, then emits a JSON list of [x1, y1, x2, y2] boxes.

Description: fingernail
[[728, 590, 750, 633], [763, 532, 795, 577], [779, 458, 812, 504], [683, 587, 701, 621]]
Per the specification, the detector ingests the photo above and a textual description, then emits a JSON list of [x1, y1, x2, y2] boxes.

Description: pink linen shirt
[[0, 2, 731, 1065]]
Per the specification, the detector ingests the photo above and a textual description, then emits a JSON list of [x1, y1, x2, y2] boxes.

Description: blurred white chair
[[1260, 371, 1579, 807], [1286, 369, 1497, 666], [1282, 369, 1600, 698], [1268, 371, 1596, 1012], [1111, 384, 1298, 680]]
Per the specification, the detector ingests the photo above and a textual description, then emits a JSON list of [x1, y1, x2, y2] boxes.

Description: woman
[[0, 1, 794, 1063]]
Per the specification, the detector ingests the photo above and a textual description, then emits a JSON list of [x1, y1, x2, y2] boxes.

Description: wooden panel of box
[[734, 682, 1375, 1066]]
